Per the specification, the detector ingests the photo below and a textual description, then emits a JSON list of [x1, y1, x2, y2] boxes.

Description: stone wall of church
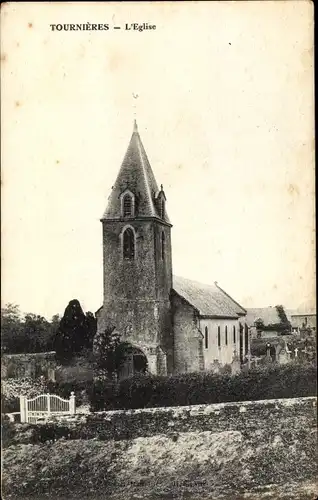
[[99, 219, 173, 374], [102, 219, 172, 303], [171, 293, 204, 373], [97, 300, 173, 375]]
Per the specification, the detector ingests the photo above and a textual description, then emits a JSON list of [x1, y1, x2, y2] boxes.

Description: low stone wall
[[5, 396, 316, 445], [68, 396, 317, 440], [2, 396, 317, 499], [1, 352, 56, 380]]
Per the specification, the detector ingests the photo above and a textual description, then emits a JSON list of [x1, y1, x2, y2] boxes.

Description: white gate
[[19, 392, 76, 423]]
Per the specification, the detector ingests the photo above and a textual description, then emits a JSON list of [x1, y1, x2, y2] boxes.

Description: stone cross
[[132, 92, 139, 119]]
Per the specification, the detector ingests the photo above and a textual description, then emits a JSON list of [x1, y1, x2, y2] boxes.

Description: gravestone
[[210, 359, 221, 374], [231, 354, 241, 375], [277, 347, 289, 365], [264, 345, 273, 364]]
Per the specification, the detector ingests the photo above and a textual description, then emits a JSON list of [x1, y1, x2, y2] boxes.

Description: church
[[95, 121, 250, 378]]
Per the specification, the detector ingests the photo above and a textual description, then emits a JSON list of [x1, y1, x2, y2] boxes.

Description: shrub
[[1, 377, 48, 399], [89, 362, 317, 411], [1, 393, 20, 414], [55, 355, 94, 383], [47, 379, 93, 407], [1, 377, 49, 417]]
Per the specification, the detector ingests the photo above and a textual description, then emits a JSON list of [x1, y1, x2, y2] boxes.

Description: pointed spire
[[102, 122, 171, 224]]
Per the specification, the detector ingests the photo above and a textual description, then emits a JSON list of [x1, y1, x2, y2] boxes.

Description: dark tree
[[55, 299, 88, 362], [254, 318, 265, 330], [85, 311, 97, 349]]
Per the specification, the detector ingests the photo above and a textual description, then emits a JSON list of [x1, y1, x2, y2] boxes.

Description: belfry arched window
[[123, 194, 133, 217], [161, 232, 165, 260], [123, 228, 135, 260]]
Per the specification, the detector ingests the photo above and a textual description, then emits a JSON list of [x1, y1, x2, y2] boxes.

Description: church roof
[[102, 120, 171, 224], [173, 276, 246, 318]]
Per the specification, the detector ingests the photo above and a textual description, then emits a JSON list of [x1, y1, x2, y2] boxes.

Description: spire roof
[[102, 121, 171, 224]]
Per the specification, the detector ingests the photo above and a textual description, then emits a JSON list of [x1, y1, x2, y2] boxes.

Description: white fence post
[[19, 395, 27, 423], [70, 392, 76, 415], [47, 393, 51, 417]]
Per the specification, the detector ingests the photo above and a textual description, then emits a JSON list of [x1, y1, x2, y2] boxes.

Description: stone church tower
[[96, 120, 173, 376]]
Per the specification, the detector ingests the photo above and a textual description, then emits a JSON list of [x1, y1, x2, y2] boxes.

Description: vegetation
[[54, 300, 96, 363], [250, 334, 316, 358], [1, 304, 59, 354], [93, 326, 121, 378], [89, 362, 317, 411], [1, 301, 97, 361], [254, 305, 291, 334]]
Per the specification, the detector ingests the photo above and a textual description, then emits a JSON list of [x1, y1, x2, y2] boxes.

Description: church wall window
[[233, 325, 236, 344], [123, 227, 135, 260], [225, 326, 228, 346], [161, 232, 165, 260], [244, 324, 249, 355], [204, 326, 208, 349], [217, 326, 221, 347]]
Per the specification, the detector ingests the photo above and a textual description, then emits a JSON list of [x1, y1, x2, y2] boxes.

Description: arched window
[[161, 232, 165, 260], [123, 194, 133, 217], [225, 326, 228, 345], [204, 326, 209, 349], [217, 326, 221, 347], [123, 228, 135, 260], [159, 199, 165, 219], [233, 325, 236, 344]]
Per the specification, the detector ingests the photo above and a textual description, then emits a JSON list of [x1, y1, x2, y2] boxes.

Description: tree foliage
[[253, 305, 291, 334], [93, 326, 121, 378], [1, 300, 96, 358], [1, 304, 59, 354]]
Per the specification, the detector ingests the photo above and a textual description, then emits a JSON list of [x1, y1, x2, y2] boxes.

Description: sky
[[1, 1, 315, 319]]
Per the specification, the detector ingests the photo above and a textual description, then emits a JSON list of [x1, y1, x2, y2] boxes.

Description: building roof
[[172, 276, 246, 318], [245, 307, 281, 327], [102, 120, 170, 224]]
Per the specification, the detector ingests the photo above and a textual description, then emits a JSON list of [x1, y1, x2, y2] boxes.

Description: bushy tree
[[23, 313, 52, 352], [1, 304, 25, 353], [93, 326, 121, 378]]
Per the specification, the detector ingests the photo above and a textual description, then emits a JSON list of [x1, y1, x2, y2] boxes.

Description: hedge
[[89, 362, 317, 411]]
